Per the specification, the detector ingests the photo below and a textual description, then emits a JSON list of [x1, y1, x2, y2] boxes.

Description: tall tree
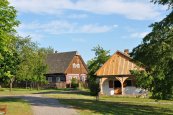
[[87, 45, 110, 100], [15, 37, 38, 88], [0, 0, 20, 90], [131, 0, 173, 99], [33, 48, 52, 90]]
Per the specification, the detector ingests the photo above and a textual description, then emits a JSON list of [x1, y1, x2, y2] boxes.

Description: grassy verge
[[45, 91, 173, 115], [0, 88, 71, 96], [0, 97, 32, 115]]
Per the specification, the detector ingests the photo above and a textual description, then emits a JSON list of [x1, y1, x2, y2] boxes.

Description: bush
[[89, 81, 100, 96], [71, 78, 79, 88]]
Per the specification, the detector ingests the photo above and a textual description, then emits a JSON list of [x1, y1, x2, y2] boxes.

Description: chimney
[[55, 50, 58, 53], [124, 49, 129, 55]]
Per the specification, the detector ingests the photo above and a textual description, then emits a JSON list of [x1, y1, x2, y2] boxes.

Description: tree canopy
[[131, 0, 173, 99], [0, 0, 54, 90], [87, 45, 110, 99]]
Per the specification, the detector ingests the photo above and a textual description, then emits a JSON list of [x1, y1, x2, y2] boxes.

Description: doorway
[[114, 80, 122, 94]]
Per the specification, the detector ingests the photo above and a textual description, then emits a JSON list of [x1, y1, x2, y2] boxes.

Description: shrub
[[71, 78, 79, 88]]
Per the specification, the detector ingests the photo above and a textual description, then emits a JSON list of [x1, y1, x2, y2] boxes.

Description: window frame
[[48, 77, 52, 83]]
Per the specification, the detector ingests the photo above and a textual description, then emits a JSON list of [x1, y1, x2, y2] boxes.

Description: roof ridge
[[48, 51, 77, 55]]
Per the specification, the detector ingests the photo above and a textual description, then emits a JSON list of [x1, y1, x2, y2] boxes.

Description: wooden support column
[[116, 77, 128, 95], [99, 78, 103, 95]]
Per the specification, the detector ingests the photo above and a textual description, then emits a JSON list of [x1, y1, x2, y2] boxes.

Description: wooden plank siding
[[96, 51, 143, 76], [65, 55, 88, 74]]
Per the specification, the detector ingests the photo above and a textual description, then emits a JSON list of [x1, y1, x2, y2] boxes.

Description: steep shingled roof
[[46, 51, 77, 74]]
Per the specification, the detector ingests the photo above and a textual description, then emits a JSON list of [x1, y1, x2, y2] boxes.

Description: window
[[109, 80, 113, 88], [80, 76, 85, 82], [60, 76, 66, 81], [56, 77, 60, 82], [48, 77, 52, 82], [126, 80, 132, 86]]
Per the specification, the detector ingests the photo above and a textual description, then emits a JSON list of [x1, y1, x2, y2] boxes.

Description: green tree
[[131, 0, 173, 99], [87, 45, 110, 100], [33, 48, 50, 90], [0, 0, 20, 90], [15, 37, 38, 89]]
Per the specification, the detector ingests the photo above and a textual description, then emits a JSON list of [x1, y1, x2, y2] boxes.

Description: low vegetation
[[0, 97, 32, 115], [46, 90, 173, 115]]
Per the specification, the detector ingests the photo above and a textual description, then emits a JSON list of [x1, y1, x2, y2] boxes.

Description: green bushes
[[71, 78, 79, 88]]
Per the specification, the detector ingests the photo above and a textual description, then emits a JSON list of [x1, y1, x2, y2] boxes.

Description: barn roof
[[46, 51, 77, 74], [95, 50, 143, 76]]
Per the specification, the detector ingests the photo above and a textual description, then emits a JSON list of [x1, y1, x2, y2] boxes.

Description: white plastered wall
[[102, 79, 114, 95]]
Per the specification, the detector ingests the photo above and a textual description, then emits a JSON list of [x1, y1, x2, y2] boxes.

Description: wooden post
[[99, 78, 103, 95]]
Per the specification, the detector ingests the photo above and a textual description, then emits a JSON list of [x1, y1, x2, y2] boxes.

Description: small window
[[80, 76, 85, 82], [56, 77, 60, 82], [48, 77, 52, 82], [60, 76, 66, 81], [126, 80, 132, 86], [109, 80, 113, 88]]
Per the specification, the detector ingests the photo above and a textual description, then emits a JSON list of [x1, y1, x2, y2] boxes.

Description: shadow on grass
[[58, 98, 173, 115], [0, 97, 23, 103], [33, 89, 90, 96]]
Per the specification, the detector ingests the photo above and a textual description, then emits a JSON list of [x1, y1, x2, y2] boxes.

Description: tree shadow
[[0, 97, 23, 103], [33, 89, 90, 96], [58, 98, 173, 115]]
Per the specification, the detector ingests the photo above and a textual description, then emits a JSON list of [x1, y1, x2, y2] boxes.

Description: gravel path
[[23, 94, 78, 115]]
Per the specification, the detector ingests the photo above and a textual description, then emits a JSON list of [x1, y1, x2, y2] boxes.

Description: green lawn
[[0, 88, 69, 96], [45, 91, 173, 115], [0, 97, 32, 115], [0, 88, 173, 115]]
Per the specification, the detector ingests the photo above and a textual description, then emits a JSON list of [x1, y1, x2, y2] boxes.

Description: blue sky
[[9, 0, 169, 62]]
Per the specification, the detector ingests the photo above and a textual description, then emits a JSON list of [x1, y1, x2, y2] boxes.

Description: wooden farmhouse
[[45, 51, 88, 88], [95, 49, 143, 95]]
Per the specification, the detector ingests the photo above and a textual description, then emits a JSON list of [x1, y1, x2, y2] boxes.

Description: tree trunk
[[96, 95, 99, 101], [9, 78, 14, 92], [10, 82, 13, 92], [37, 83, 40, 90], [30, 82, 32, 90], [26, 81, 27, 89]]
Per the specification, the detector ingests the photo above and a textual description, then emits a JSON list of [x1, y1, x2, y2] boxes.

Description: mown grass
[[0, 97, 32, 115], [1, 88, 173, 115], [0, 88, 70, 96], [46, 91, 173, 115]]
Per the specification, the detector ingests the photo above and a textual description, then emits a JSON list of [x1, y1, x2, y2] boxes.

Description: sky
[[9, 0, 169, 62]]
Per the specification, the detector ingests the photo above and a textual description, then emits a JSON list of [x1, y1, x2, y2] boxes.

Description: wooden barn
[[95, 49, 144, 95], [45, 51, 88, 88]]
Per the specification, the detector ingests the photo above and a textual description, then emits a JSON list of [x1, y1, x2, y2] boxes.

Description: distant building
[[45, 51, 88, 88], [95, 49, 144, 95]]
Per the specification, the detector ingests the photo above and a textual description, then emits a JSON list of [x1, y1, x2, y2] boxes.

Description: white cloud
[[18, 20, 117, 34], [67, 14, 88, 19], [9, 0, 163, 20], [130, 32, 149, 38], [17, 30, 44, 42]]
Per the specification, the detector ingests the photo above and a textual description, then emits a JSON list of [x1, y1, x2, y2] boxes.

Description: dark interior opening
[[114, 80, 121, 88], [126, 80, 132, 86]]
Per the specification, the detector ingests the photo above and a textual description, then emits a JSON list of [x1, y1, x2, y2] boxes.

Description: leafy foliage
[[131, 1, 173, 99], [0, 0, 20, 91], [87, 45, 110, 98], [0, 0, 54, 90], [71, 78, 78, 88]]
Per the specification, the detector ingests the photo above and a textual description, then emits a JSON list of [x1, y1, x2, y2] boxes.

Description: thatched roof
[[46, 51, 77, 74]]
